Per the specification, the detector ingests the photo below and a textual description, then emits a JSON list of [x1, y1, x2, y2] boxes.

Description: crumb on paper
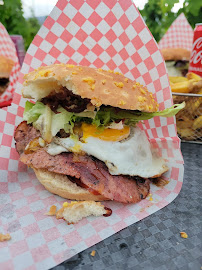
[[148, 193, 153, 201], [0, 233, 11, 242], [45, 205, 57, 216], [180, 232, 188, 239], [90, 250, 96, 256]]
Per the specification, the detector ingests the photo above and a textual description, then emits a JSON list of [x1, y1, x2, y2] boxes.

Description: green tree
[[0, 0, 40, 50], [139, 0, 202, 42], [177, 0, 202, 29]]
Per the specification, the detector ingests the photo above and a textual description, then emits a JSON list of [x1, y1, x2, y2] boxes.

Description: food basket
[[173, 92, 202, 143]]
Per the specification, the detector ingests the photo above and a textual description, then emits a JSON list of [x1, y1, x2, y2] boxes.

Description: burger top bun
[[161, 48, 191, 61], [0, 55, 14, 78], [23, 64, 159, 113]]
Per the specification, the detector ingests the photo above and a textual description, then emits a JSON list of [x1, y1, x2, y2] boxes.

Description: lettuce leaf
[[51, 108, 73, 136], [23, 101, 46, 124], [93, 102, 185, 126], [23, 102, 96, 138], [33, 105, 52, 143], [23, 101, 185, 138]]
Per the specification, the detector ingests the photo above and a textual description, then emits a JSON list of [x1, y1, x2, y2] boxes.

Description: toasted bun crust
[[23, 64, 159, 112], [0, 56, 14, 78], [33, 168, 108, 201], [161, 48, 190, 61]]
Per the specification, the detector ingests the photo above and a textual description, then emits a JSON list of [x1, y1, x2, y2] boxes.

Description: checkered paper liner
[[0, 0, 184, 269], [0, 23, 20, 107], [158, 13, 194, 51]]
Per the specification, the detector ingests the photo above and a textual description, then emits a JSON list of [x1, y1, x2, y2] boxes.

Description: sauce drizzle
[[103, 207, 112, 217]]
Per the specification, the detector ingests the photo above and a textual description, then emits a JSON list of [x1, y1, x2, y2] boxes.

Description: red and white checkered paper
[[0, 1, 184, 269], [158, 13, 194, 51], [0, 23, 20, 108]]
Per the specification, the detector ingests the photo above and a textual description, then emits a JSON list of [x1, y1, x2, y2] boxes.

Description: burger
[[14, 64, 184, 204], [161, 48, 190, 77], [0, 55, 14, 95]]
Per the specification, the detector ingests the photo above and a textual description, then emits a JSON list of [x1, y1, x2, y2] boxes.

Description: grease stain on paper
[[0, 203, 15, 219]]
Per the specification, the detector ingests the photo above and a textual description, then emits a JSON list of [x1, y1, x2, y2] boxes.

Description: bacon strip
[[15, 122, 150, 203]]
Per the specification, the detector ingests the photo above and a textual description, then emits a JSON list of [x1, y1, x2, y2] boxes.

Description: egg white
[[46, 127, 167, 178]]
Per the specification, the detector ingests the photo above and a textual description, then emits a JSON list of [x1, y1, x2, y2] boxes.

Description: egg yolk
[[81, 123, 130, 142]]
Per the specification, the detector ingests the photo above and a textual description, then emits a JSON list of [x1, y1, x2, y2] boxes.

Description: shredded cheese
[[82, 77, 95, 86], [118, 100, 126, 106], [138, 96, 146, 102], [140, 88, 146, 95], [124, 78, 128, 82], [66, 64, 75, 68], [114, 82, 124, 88]]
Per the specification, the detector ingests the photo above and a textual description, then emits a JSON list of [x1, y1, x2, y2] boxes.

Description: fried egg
[[46, 125, 167, 178]]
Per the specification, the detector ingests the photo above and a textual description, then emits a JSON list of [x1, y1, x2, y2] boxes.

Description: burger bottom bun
[[33, 168, 108, 201]]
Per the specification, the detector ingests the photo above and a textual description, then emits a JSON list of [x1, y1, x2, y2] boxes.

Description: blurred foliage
[[0, 0, 40, 50], [177, 0, 202, 27], [139, 0, 202, 42]]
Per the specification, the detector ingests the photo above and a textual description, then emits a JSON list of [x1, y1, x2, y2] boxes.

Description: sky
[[22, 0, 184, 18]]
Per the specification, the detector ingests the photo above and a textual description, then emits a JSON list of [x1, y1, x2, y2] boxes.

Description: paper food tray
[[0, 1, 184, 269], [0, 23, 20, 107]]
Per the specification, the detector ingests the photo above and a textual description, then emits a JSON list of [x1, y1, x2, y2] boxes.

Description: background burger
[[14, 64, 184, 204], [0, 55, 14, 95], [161, 48, 190, 77]]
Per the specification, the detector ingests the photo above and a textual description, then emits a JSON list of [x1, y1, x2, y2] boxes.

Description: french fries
[[170, 72, 202, 141], [169, 76, 188, 84], [193, 116, 202, 130], [177, 127, 195, 140], [186, 72, 201, 82], [171, 79, 195, 93], [170, 73, 202, 93]]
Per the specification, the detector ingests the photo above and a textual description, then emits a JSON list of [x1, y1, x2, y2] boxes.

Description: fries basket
[[173, 92, 202, 143]]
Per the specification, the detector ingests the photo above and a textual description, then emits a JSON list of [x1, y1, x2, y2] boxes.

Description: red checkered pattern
[[0, 23, 20, 107], [158, 13, 194, 51], [0, 0, 184, 269]]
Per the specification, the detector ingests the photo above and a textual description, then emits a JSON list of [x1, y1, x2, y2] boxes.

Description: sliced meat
[[14, 121, 41, 154], [0, 78, 9, 86], [20, 149, 150, 204], [0, 78, 9, 94], [15, 121, 150, 203], [41, 87, 90, 113]]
